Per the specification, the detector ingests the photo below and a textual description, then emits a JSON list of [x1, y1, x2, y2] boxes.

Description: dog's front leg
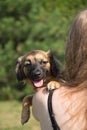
[[21, 95, 33, 125]]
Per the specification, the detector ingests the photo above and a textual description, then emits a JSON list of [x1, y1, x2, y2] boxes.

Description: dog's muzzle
[[24, 63, 46, 88]]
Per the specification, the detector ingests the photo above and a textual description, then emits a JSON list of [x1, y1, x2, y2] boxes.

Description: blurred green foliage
[[0, 0, 87, 100]]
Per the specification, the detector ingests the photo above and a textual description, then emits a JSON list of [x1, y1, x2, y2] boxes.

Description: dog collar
[[48, 89, 60, 130]]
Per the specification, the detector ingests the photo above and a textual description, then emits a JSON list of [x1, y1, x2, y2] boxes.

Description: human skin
[[32, 86, 87, 130]]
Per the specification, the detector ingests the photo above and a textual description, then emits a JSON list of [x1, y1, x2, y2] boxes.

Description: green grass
[[0, 101, 40, 130]]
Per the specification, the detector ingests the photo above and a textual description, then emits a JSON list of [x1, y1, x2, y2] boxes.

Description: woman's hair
[[61, 10, 87, 129], [65, 10, 87, 87]]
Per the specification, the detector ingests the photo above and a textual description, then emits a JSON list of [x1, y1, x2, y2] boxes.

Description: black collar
[[48, 90, 60, 130]]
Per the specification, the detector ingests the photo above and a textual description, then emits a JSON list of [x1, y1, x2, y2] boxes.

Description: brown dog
[[15, 50, 62, 125]]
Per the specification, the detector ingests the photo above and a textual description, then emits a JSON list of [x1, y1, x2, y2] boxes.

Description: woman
[[32, 10, 87, 130]]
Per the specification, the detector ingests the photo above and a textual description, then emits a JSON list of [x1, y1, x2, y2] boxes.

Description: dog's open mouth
[[33, 79, 43, 88]]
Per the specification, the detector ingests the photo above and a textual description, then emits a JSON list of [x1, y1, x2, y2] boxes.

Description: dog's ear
[[47, 51, 62, 77], [15, 56, 25, 81]]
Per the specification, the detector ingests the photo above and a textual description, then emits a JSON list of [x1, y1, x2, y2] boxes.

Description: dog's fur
[[15, 50, 62, 124]]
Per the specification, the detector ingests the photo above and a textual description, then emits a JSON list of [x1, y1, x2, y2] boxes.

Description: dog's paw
[[21, 103, 30, 125], [47, 81, 60, 91]]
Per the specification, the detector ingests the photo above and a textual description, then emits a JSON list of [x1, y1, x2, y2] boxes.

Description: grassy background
[[0, 101, 40, 130]]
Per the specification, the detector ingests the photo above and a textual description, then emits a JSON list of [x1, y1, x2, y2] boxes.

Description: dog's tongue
[[33, 79, 43, 87]]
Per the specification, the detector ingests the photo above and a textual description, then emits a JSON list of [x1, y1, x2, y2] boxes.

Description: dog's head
[[15, 50, 61, 88]]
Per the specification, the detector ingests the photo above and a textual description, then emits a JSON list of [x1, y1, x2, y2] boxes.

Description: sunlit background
[[0, 0, 87, 129]]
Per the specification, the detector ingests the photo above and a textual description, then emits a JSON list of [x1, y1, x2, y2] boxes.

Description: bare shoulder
[[53, 87, 87, 130], [32, 86, 87, 130]]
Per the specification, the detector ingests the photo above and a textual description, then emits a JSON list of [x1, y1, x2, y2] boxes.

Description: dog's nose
[[33, 69, 41, 77], [35, 70, 41, 76]]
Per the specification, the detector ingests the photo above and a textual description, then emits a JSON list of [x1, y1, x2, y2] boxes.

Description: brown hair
[[65, 10, 87, 87], [62, 10, 87, 129]]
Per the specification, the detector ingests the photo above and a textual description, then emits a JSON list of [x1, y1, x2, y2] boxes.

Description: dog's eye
[[41, 60, 48, 65], [24, 60, 31, 66]]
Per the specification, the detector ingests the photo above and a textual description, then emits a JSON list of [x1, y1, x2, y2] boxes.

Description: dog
[[15, 50, 62, 125]]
